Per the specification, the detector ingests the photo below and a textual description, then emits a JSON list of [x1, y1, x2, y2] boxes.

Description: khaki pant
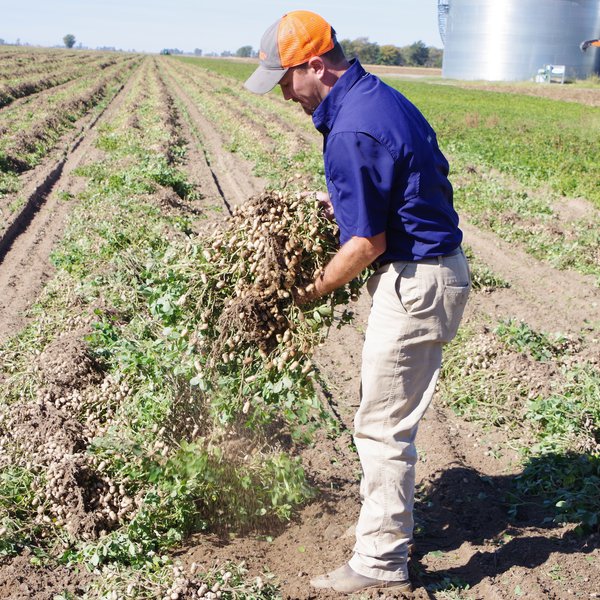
[[349, 249, 470, 581]]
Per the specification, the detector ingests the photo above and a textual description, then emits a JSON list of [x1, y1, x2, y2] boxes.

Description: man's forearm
[[299, 232, 386, 303]]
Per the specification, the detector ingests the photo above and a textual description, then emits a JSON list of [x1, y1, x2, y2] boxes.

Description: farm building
[[438, 0, 600, 81]]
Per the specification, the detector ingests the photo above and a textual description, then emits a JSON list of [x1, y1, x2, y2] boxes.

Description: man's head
[[244, 10, 348, 113]]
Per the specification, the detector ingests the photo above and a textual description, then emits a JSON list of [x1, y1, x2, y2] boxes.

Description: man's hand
[[299, 190, 334, 221], [293, 282, 320, 306], [293, 268, 325, 305], [316, 191, 334, 221]]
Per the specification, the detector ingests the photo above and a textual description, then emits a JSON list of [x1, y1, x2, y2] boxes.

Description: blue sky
[[0, 0, 443, 54]]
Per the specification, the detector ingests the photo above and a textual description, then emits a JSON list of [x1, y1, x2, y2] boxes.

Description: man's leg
[[349, 261, 444, 581], [311, 251, 470, 592]]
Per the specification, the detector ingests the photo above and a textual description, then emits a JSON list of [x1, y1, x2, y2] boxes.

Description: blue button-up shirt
[[312, 60, 462, 263]]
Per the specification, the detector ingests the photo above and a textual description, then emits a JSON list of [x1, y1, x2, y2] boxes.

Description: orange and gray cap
[[244, 10, 336, 94]]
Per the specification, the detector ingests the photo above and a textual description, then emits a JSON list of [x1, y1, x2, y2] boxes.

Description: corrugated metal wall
[[441, 0, 600, 81]]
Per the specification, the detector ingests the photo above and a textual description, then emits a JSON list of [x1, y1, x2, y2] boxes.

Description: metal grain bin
[[440, 0, 600, 81]]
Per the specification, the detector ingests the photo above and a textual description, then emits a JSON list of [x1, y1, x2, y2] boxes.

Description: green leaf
[[190, 374, 207, 390], [316, 305, 332, 316]]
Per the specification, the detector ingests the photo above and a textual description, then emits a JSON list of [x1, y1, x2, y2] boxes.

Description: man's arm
[[297, 231, 386, 304]]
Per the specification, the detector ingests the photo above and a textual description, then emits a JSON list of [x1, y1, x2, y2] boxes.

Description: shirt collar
[[312, 59, 367, 136]]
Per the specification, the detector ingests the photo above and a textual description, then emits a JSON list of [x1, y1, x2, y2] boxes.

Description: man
[[245, 10, 470, 595]]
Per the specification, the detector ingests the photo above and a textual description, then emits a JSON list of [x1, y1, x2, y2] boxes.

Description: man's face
[[279, 66, 322, 115]]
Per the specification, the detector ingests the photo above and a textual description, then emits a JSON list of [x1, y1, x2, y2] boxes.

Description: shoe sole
[[328, 581, 413, 595], [366, 582, 413, 594], [376, 583, 413, 597]]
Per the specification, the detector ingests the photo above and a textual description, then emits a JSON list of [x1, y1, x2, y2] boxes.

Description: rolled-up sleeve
[[325, 132, 395, 245]]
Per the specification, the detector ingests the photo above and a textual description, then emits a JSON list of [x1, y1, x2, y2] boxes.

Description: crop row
[[163, 59, 322, 188], [0, 50, 113, 77], [176, 57, 316, 141], [439, 320, 599, 530], [0, 47, 81, 67], [0, 57, 141, 205], [0, 55, 139, 135], [388, 79, 600, 211], [0, 51, 90, 78], [453, 162, 600, 280], [0, 52, 126, 109], [0, 55, 140, 148]]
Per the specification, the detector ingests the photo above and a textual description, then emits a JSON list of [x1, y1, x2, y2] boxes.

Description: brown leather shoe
[[310, 563, 412, 594]]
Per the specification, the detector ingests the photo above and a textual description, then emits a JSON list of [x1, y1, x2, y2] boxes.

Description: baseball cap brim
[[244, 65, 289, 94]]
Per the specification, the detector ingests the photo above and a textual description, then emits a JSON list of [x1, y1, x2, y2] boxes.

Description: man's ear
[[307, 55, 326, 79]]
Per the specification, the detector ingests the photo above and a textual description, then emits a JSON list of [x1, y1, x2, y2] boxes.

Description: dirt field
[[0, 55, 598, 599]]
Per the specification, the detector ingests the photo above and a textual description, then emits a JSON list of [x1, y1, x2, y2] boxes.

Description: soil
[[0, 553, 90, 600], [0, 56, 599, 599], [35, 328, 102, 390]]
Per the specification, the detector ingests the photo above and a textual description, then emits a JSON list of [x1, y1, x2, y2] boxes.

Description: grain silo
[[439, 0, 600, 81]]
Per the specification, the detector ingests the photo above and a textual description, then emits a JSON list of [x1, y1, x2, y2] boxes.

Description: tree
[[380, 45, 404, 66], [194, 48, 203, 56], [236, 45, 252, 58], [352, 37, 381, 65], [341, 36, 439, 68], [339, 38, 356, 59], [63, 34, 76, 48], [407, 40, 429, 66], [426, 47, 443, 68]]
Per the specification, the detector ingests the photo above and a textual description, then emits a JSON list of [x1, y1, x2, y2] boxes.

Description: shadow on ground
[[412, 454, 600, 593]]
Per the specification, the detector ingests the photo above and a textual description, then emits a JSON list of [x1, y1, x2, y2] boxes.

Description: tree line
[[232, 37, 442, 68], [340, 38, 442, 68]]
